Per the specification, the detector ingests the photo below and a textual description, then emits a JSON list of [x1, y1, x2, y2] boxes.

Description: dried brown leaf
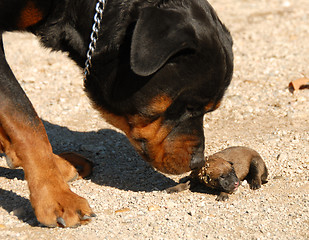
[[289, 78, 309, 93], [115, 207, 130, 213]]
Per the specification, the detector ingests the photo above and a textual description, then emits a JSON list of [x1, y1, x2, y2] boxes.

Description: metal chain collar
[[83, 0, 107, 82]]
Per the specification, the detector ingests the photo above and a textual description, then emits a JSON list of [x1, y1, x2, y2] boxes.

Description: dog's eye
[[186, 104, 204, 118], [186, 104, 197, 112], [186, 101, 206, 112]]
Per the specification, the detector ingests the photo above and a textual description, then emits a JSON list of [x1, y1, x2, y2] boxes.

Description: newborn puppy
[[166, 146, 268, 201]]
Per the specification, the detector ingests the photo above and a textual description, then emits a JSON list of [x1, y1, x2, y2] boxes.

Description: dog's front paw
[[30, 180, 95, 227], [57, 152, 93, 180], [53, 154, 79, 182]]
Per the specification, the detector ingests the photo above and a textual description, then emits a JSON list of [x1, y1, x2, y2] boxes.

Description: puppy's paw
[[216, 192, 229, 201], [250, 179, 262, 190], [165, 181, 190, 193]]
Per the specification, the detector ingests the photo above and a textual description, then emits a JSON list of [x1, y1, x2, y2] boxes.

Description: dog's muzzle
[[190, 145, 205, 170]]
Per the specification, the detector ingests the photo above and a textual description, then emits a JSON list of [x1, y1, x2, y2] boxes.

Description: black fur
[[1, 0, 233, 182], [0, 0, 234, 226]]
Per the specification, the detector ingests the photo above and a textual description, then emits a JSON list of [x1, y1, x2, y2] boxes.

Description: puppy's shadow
[[169, 177, 222, 197], [190, 184, 222, 196], [43, 120, 176, 192]]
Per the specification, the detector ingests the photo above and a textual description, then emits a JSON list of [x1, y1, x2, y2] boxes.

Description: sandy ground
[[0, 0, 308, 239]]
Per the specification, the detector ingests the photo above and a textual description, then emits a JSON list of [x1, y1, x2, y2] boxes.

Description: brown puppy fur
[[166, 146, 268, 201]]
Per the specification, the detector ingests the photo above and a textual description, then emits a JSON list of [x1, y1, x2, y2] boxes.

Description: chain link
[[84, 0, 107, 82]]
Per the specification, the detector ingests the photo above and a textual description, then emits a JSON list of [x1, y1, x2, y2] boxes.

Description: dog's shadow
[[45, 120, 176, 192], [0, 120, 177, 225], [0, 189, 38, 226]]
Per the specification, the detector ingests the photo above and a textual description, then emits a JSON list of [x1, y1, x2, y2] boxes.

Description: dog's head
[[86, 0, 233, 174], [199, 157, 240, 193]]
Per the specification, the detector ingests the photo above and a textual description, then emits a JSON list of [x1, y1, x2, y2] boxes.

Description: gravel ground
[[0, 0, 308, 239]]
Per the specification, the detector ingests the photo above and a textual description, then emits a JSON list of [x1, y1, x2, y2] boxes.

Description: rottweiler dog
[[166, 147, 268, 201], [0, 0, 233, 227]]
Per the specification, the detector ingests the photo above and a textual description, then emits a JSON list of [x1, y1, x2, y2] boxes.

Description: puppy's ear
[[130, 7, 197, 76]]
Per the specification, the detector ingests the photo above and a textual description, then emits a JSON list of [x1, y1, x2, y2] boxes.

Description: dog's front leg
[[0, 35, 94, 227]]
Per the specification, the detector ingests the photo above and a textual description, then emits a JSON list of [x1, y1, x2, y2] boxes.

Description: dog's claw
[[80, 212, 96, 220], [67, 172, 79, 182], [81, 215, 92, 221], [77, 210, 96, 221], [5, 155, 16, 169], [57, 217, 66, 227]]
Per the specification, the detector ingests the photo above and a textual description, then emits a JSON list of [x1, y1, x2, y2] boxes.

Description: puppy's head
[[198, 157, 240, 193], [87, 1, 233, 174]]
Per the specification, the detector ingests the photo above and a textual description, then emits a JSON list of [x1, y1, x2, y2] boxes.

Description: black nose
[[190, 145, 205, 170]]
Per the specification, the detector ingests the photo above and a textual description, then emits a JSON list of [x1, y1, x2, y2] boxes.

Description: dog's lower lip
[[190, 146, 205, 170], [140, 140, 148, 154]]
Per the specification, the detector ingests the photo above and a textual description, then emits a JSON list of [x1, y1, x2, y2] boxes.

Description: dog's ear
[[130, 7, 197, 76]]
